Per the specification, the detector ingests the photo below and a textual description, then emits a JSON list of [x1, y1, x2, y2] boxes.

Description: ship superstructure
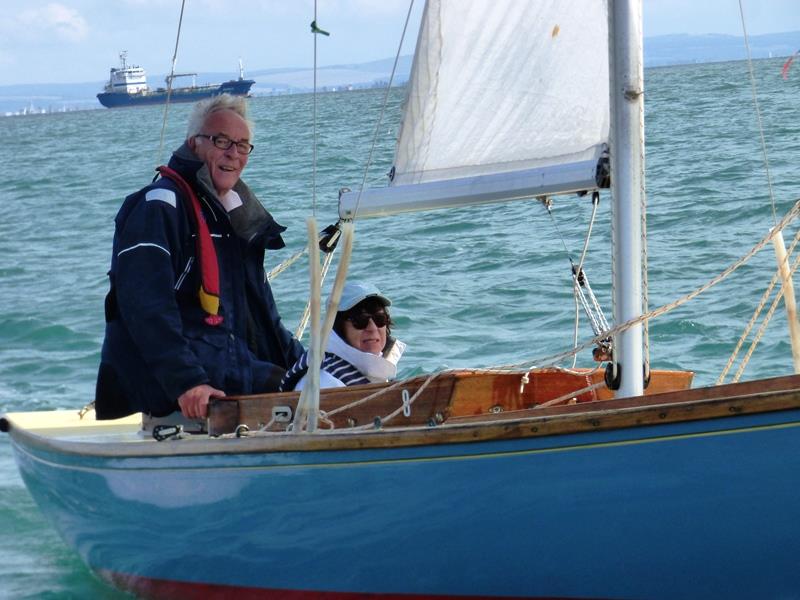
[[97, 52, 254, 108]]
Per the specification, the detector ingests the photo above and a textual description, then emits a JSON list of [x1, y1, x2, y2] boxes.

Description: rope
[[322, 362, 608, 432], [156, 0, 187, 165], [500, 198, 800, 372], [641, 171, 651, 382], [265, 226, 339, 341], [276, 199, 800, 428], [294, 250, 335, 340], [542, 195, 611, 348], [356, 372, 439, 429], [576, 192, 600, 275], [737, 0, 778, 225], [325, 377, 410, 418], [267, 246, 307, 281], [571, 294, 580, 369], [330, 371, 440, 431], [535, 380, 606, 409], [717, 265, 783, 384], [572, 195, 600, 369], [245, 4, 794, 433], [573, 271, 610, 337], [732, 255, 798, 382], [230, 201, 800, 436], [718, 226, 800, 383]]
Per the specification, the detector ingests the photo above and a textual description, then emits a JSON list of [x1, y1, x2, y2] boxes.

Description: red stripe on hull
[[98, 569, 593, 600]]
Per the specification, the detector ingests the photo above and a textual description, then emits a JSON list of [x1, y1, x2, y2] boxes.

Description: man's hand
[[178, 384, 226, 419]]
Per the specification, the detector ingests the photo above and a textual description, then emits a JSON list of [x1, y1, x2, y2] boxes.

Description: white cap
[[337, 281, 391, 311]]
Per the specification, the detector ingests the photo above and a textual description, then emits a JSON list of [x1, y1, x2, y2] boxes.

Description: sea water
[[1, 57, 799, 597]]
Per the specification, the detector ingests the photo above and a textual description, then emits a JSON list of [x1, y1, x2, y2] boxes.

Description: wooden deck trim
[[208, 376, 456, 436], [5, 373, 800, 459]]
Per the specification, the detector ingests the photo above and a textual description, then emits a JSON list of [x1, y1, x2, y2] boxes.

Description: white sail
[[340, 0, 610, 219]]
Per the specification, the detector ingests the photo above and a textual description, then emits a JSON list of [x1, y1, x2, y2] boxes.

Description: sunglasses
[[347, 311, 389, 329]]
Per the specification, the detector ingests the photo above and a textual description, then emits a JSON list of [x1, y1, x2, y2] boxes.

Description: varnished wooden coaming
[[209, 375, 456, 436], [9, 369, 800, 458], [208, 367, 695, 437]]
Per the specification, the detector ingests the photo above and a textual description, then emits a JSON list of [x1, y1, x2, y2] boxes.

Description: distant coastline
[[1, 31, 797, 116]]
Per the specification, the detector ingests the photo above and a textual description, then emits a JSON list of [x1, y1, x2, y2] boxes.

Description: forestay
[[340, 0, 610, 218]]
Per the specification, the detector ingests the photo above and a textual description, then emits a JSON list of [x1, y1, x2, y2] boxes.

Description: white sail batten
[[340, 0, 610, 219]]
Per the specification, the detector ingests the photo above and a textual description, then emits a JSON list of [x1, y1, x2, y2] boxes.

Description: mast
[[609, 0, 645, 398]]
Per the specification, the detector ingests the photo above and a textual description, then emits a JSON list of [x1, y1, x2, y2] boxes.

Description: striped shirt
[[279, 350, 369, 391]]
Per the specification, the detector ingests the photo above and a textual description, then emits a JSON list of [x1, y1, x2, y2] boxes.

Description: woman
[[280, 281, 406, 391]]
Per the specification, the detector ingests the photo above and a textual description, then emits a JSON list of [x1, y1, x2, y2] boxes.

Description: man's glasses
[[347, 311, 389, 329], [195, 134, 254, 155]]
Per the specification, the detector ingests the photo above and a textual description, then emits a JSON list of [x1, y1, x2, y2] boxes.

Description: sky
[[0, 0, 799, 86]]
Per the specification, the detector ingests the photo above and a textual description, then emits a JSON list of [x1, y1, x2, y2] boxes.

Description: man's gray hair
[[186, 94, 254, 141]]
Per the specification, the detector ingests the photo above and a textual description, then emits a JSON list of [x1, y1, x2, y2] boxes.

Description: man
[[95, 94, 303, 420]]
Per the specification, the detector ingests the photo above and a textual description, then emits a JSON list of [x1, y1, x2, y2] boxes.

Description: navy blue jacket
[[95, 145, 304, 419]]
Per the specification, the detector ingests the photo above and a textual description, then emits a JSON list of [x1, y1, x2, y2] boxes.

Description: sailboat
[[4, 1, 800, 598]]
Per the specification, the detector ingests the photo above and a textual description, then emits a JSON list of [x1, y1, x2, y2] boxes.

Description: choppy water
[[1, 57, 800, 597]]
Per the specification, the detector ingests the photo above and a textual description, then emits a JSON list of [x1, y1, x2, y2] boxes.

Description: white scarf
[[326, 330, 406, 383]]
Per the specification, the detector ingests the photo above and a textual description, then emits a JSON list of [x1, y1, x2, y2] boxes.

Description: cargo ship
[[96, 52, 255, 108]]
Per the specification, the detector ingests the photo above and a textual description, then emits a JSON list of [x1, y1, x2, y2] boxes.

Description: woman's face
[[342, 308, 388, 355]]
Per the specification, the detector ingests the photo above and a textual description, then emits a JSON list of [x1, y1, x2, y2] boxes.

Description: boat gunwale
[[4, 373, 800, 459]]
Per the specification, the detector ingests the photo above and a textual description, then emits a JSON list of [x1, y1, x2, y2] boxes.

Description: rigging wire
[[738, 0, 778, 225], [349, 0, 416, 222], [156, 0, 187, 165], [540, 195, 611, 363], [507, 197, 800, 373], [285, 1, 412, 341], [313, 1, 318, 216], [309, 2, 331, 215]]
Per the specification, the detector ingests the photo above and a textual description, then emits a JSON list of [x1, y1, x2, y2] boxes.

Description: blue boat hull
[[96, 79, 255, 108], [9, 404, 800, 599]]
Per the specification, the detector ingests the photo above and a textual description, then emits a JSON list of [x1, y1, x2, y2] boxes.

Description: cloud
[[17, 3, 89, 42]]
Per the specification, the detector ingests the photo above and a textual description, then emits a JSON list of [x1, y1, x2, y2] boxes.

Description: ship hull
[[6, 379, 800, 600], [96, 79, 255, 108]]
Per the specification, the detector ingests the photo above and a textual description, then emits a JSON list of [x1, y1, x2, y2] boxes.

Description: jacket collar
[[169, 143, 286, 249]]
